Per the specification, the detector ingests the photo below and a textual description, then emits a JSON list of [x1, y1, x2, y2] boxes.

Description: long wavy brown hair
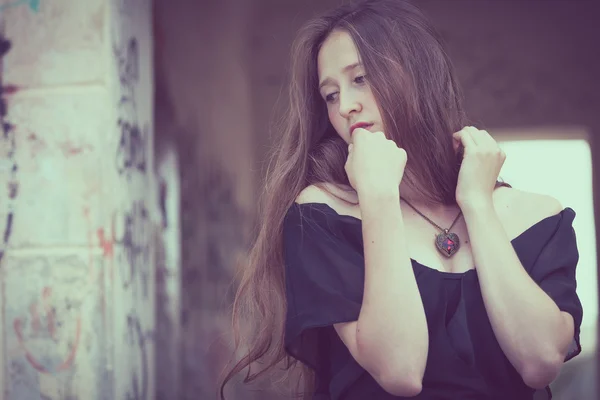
[[219, 0, 510, 398]]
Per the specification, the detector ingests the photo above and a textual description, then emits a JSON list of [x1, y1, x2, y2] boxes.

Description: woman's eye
[[354, 75, 367, 84], [325, 92, 338, 103]]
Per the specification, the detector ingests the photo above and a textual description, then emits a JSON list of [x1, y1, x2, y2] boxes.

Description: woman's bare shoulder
[[494, 186, 564, 239], [295, 183, 361, 219]]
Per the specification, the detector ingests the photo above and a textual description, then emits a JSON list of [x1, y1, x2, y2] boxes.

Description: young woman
[[219, 0, 583, 399]]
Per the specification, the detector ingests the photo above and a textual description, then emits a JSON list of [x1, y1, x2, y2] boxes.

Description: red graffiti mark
[[97, 228, 114, 259], [59, 141, 93, 157], [26, 130, 47, 158], [85, 206, 108, 329], [11, 207, 103, 373], [29, 303, 40, 332], [43, 287, 57, 339], [1, 84, 21, 95], [97, 213, 117, 287], [25, 287, 56, 339], [85, 207, 116, 330], [13, 286, 82, 374]]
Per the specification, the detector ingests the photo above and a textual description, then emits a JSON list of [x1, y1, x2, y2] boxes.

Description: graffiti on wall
[[0, 15, 107, 394], [97, 205, 153, 400], [0, 35, 18, 266], [117, 119, 148, 175], [114, 36, 149, 180], [113, 14, 154, 398], [6, 210, 106, 399], [0, 1, 154, 397], [13, 286, 83, 374], [116, 37, 138, 100], [116, 200, 151, 298], [125, 312, 150, 400]]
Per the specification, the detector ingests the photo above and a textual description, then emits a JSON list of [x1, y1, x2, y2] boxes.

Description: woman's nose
[[338, 92, 362, 118]]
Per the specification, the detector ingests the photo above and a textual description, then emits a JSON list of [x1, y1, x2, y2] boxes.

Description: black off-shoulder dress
[[283, 202, 583, 400]]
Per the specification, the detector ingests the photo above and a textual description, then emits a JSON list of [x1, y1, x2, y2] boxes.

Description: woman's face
[[317, 30, 383, 144]]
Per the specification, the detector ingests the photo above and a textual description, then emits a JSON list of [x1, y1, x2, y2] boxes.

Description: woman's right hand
[[345, 128, 408, 196]]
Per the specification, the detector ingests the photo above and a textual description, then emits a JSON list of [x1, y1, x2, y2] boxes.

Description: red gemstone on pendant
[[436, 232, 459, 257]]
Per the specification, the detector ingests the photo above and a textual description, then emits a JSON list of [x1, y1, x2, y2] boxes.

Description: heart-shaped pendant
[[435, 230, 460, 258]]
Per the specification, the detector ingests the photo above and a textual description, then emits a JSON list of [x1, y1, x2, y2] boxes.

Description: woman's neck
[[399, 182, 459, 215]]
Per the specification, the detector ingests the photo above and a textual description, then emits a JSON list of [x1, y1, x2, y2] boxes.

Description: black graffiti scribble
[[116, 119, 147, 175], [0, 34, 17, 266], [115, 37, 139, 105], [113, 33, 153, 400], [125, 313, 149, 400], [114, 36, 148, 180], [116, 200, 151, 299]]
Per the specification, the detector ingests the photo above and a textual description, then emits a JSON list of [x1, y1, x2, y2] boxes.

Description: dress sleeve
[[529, 208, 583, 362], [283, 203, 364, 372]]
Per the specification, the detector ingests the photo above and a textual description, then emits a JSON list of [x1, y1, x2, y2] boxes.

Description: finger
[[473, 128, 500, 151], [452, 126, 473, 141], [465, 126, 485, 146], [348, 143, 353, 152], [462, 126, 485, 147], [453, 129, 476, 153], [479, 129, 499, 148]]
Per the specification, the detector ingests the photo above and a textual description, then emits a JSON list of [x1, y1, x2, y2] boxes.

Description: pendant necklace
[[400, 196, 463, 258]]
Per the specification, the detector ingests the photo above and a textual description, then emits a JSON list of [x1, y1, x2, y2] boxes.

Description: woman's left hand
[[453, 126, 506, 208]]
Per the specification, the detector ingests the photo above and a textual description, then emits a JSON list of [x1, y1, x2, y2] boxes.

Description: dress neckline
[[292, 201, 572, 279]]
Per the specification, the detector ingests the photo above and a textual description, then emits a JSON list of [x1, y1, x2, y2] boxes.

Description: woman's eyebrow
[[319, 62, 363, 90]]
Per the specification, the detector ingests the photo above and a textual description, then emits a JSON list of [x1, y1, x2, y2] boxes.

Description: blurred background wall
[[0, 0, 598, 399]]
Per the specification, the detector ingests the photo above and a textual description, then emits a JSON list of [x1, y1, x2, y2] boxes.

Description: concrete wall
[[0, 0, 156, 399]]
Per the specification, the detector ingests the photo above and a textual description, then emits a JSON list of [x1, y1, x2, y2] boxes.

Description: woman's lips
[[350, 123, 373, 136]]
